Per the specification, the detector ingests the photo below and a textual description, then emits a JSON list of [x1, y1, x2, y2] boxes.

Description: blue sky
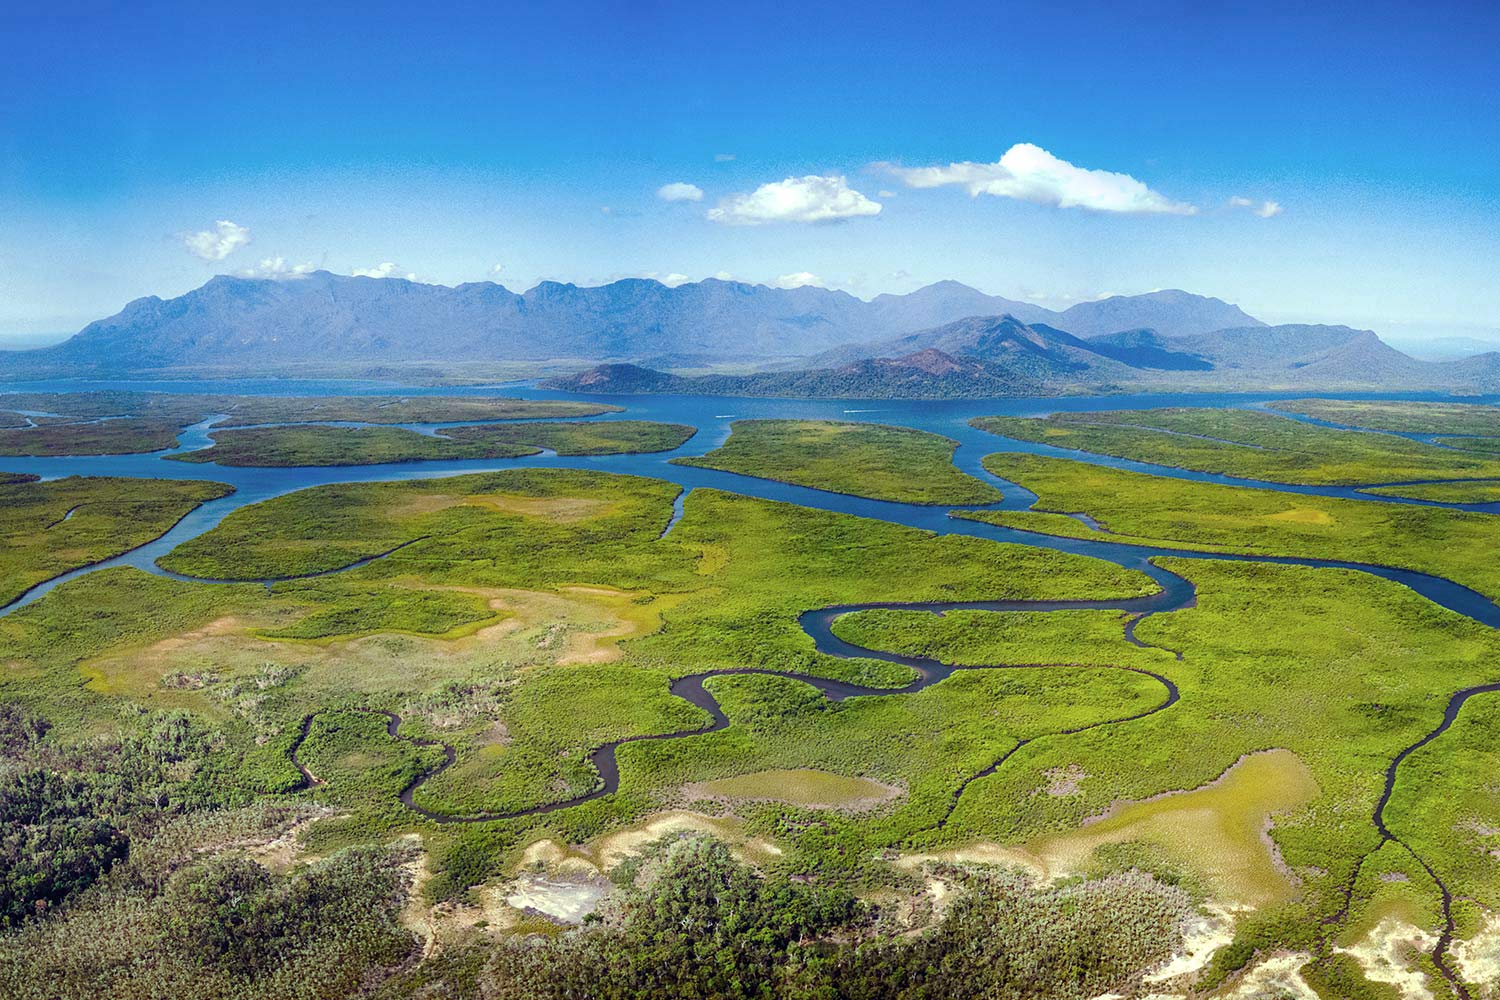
[[2, 0, 1497, 341]]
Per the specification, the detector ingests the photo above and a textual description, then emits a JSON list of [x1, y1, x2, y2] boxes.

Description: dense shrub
[[493, 837, 862, 999], [159, 846, 414, 977], [0, 708, 225, 926], [488, 837, 1188, 1000]]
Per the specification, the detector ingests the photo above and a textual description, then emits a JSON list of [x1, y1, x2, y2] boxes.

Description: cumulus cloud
[[773, 272, 826, 289], [657, 182, 705, 202], [236, 256, 314, 279], [708, 175, 882, 225], [353, 262, 417, 280], [885, 143, 1197, 215], [182, 220, 251, 260], [1230, 196, 1283, 218], [489, 263, 505, 277]]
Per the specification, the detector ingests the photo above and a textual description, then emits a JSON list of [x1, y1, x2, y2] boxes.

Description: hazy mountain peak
[[1, 272, 1280, 378], [1058, 290, 1262, 338]]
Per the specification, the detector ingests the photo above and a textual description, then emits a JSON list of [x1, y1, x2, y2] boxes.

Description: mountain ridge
[[0, 271, 1264, 376], [545, 315, 1500, 398]]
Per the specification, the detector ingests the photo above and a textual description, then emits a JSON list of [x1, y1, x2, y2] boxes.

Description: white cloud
[[1230, 196, 1284, 218], [712, 270, 736, 281], [886, 143, 1197, 215], [714, 153, 736, 162], [236, 256, 314, 279], [657, 182, 705, 202], [708, 175, 882, 225], [624, 271, 693, 287], [488, 264, 506, 279], [773, 272, 826, 289], [353, 262, 417, 280], [182, 220, 251, 260], [878, 189, 897, 198]]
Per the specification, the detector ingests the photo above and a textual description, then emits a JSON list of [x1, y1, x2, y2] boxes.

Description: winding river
[[4, 378, 1500, 995]]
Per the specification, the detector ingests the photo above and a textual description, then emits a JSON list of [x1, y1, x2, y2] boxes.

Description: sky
[[1, 0, 1497, 343]]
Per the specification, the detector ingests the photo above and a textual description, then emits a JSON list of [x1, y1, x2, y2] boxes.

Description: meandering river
[[4, 378, 1498, 996]]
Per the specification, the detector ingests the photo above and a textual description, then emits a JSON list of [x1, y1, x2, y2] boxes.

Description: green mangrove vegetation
[[168, 420, 696, 466], [1275, 398, 1500, 436], [972, 406, 1500, 485], [1362, 480, 1500, 503], [0, 390, 619, 456], [0, 418, 188, 456], [961, 451, 1500, 597], [0, 475, 233, 606], [672, 418, 1003, 504]]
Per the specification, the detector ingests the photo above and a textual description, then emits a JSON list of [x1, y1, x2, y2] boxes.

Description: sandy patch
[[1221, 953, 1319, 999], [243, 809, 338, 871], [504, 874, 611, 923], [594, 811, 748, 870], [517, 837, 604, 876], [1336, 916, 1438, 1000], [592, 811, 782, 870], [513, 812, 783, 880], [1451, 910, 1500, 995], [1144, 902, 1238, 984], [398, 840, 534, 953]]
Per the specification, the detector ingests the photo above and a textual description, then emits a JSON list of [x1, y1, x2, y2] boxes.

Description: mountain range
[[546, 316, 1500, 398], [0, 271, 1261, 375], [2, 271, 1494, 396]]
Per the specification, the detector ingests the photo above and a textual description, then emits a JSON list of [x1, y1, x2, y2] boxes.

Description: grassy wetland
[[6, 392, 1500, 998]]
